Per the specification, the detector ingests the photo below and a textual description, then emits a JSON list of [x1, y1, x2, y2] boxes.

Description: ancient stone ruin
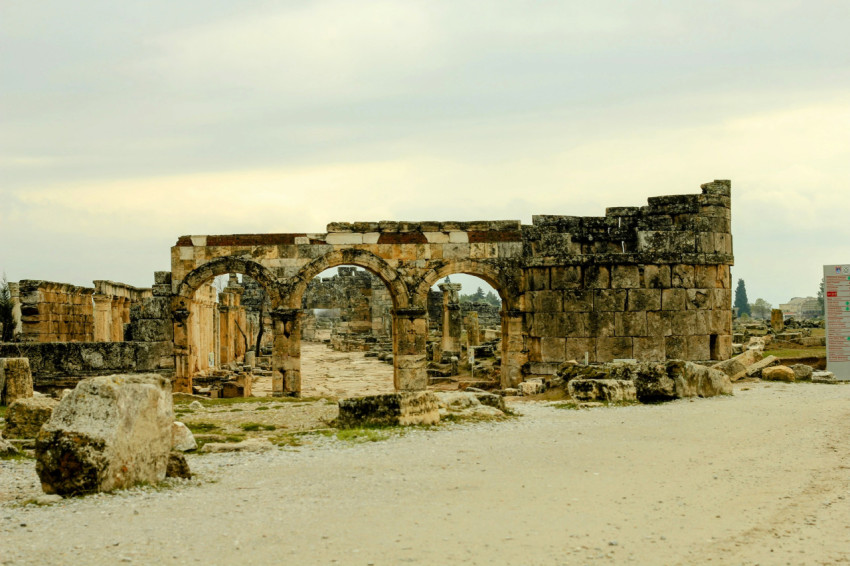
[[1, 180, 734, 400]]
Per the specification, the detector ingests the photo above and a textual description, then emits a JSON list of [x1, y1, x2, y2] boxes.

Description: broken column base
[[337, 392, 440, 427]]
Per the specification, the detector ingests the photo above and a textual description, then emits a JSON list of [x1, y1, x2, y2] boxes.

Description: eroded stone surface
[[568, 379, 637, 402], [35, 373, 173, 496], [337, 392, 440, 427], [3, 396, 57, 439]]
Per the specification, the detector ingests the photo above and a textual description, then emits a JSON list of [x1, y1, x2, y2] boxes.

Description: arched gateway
[[168, 180, 734, 395]]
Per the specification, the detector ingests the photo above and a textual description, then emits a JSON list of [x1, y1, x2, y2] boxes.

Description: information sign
[[823, 264, 850, 380]]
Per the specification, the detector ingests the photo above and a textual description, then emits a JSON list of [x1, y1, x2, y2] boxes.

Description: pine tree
[[734, 278, 751, 317]]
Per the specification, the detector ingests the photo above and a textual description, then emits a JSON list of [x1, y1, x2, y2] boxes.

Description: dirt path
[[3, 381, 850, 565]]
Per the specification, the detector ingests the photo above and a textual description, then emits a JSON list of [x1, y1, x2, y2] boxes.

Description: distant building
[[779, 296, 820, 319]]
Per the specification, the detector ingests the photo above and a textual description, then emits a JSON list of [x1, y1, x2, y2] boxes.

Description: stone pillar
[[771, 309, 784, 333], [271, 308, 301, 397], [92, 294, 113, 342], [393, 308, 428, 390], [110, 297, 125, 342], [9, 282, 22, 338], [438, 283, 463, 356], [501, 309, 525, 389], [464, 312, 480, 347], [172, 307, 192, 393], [0, 358, 33, 405]]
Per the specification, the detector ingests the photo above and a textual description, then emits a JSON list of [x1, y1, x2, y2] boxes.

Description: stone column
[[218, 301, 232, 365], [172, 307, 192, 393], [9, 282, 22, 338], [771, 309, 784, 333], [92, 294, 113, 342], [501, 309, 525, 389], [438, 283, 463, 357], [464, 311, 480, 347], [110, 297, 126, 342], [392, 308, 428, 390], [271, 308, 302, 397]]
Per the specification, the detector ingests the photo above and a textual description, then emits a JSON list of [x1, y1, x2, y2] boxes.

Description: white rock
[[189, 401, 204, 410], [172, 422, 197, 452]]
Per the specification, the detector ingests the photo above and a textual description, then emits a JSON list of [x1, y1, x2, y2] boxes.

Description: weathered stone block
[[566, 338, 597, 363], [568, 379, 637, 402], [551, 266, 582, 289], [131, 319, 173, 342], [151, 284, 172, 297], [665, 336, 686, 359], [584, 265, 610, 289], [643, 265, 671, 288], [134, 297, 171, 320], [563, 290, 593, 312], [587, 311, 615, 337], [540, 337, 565, 362], [612, 265, 640, 288], [672, 265, 695, 288], [661, 289, 687, 311], [791, 364, 813, 381], [628, 289, 661, 311], [713, 347, 762, 380], [528, 268, 549, 291], [597, 337, 633, 362], [595, 289, 627, 311], [336, 392, 440, 427], [687, 335, 711, 360], [745, 355, 779, 378], [686, 289, 711, 310], [634, 360, 731, 402], [530, 291, 563, 312], [762, 365, 795, 382], [615, 311, 647, 337], [153, 271, 172, 285], [35, 374, 173, 496], [694, 265, 717, 289], [4, 396, 58, 439], [646, 311, 672, 337], [0, 358, 33, 405], [633, 337, 665, 361]]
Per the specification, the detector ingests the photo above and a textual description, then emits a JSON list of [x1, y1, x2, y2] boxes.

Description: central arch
[[414, 259, 525, 389]]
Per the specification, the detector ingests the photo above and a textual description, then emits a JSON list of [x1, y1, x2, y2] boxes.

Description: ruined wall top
[[93, 280, 152, 302]]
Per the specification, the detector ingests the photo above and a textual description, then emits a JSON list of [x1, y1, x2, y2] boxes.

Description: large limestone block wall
[[18, 281, 95, 343], [92, 280, 152, 342]]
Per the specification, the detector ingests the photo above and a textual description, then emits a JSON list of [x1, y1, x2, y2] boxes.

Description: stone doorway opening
[[299, 265, 396, 398]]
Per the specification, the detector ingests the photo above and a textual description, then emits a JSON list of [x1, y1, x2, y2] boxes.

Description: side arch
[[284, 249, 409, 309], [175, 256, 283, 307], [413, 259, 521, 311]]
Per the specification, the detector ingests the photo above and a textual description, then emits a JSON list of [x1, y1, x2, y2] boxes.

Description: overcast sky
[[2, 1, 849, 306]]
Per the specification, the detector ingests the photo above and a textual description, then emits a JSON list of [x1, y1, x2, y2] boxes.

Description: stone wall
[[170, 180, 734, 393], [303, 267, 392, 339], [18, 280, 95, 342], [92, 280, 152, 342]]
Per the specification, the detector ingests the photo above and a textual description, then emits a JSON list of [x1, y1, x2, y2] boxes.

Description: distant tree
[[0, 274, 14, 342], [817, 278, 825, 316], [484, 290, 501, 307], [734, 279, 751, 317], [750, 298, 772, 320], [470, 287, 486, 302]]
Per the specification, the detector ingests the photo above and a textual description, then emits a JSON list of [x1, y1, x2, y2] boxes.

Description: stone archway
[[415, 259, 525, 388], [171, 257, 283, 393], [273, 249, 422, 396]]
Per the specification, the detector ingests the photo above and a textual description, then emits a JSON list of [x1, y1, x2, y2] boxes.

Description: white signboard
[[823, 264, 850, 381]]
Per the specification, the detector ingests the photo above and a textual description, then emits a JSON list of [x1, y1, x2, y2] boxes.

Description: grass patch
[[764, 347, 826, 359], [335, 428, 391, 443], [552, 399, 640, 410], [185, 422, 221, 434], [552, 401, 580, 410], [224, 434, 247, 443], [255, 406, 270, 411], [240, 422, 276, 432], [270, 433, 303, 447], [1, 451, 33, 461]]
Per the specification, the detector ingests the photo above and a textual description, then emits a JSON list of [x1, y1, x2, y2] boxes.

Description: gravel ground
[[2, 381, 850, 565]]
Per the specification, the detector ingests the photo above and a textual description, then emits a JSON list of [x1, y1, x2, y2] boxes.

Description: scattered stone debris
[[761, 365, 796, 382], [0, 358, 33, 405], [337, 392, 440, 427], [568, 379, 637, 403], [0, 435, 20, 456], [812, 371, 838, 384], [434, 391, 505, 419], [35, 373, 174, 496], [791, 364, 813, 381], [165, 451, 192, 479], [171, 421, 197, 452], [744, 355, 779, 379], [3, 396, 57, 439]]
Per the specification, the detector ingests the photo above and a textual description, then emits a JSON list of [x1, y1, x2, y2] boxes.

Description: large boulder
[[745, 355, 779, 379], [337, 392, 439, 427], [762, 365, 796, 382], [791, 364, 813, 381], [35, 374, 173, 496], [568, 379, 637, 403], [0, 358, 33, 405], [3, 396, 58, 439], [712, 349, 764, 381], [634, 361, 732, 402]]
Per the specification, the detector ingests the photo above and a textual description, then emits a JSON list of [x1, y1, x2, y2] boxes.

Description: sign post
[[823, 264, 850, 381]]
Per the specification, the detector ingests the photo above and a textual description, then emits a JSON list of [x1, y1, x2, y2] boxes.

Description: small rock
[[189, 401, 204, 410], [33, 494, 63, 505], [165, 451, 192, 479], [812, 371, 838, 384], [171, 422, 197, 452], [791, 364, 813, 381]]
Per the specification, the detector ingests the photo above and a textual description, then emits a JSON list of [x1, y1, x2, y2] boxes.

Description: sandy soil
[[3, 379, 850, 565]]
